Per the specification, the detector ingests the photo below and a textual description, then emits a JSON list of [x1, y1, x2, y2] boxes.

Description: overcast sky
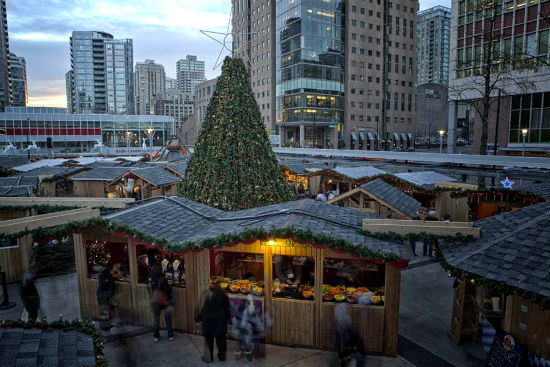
[[7, 0, 449, 108]]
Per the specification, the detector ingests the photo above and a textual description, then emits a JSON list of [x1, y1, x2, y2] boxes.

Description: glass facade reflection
[[0, 107, 173, 153], [276, 0, 344, 146]]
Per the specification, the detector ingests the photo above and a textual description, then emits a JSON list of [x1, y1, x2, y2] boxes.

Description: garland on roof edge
[[0, 318, 107, 367], [0, 217, 403, 262]]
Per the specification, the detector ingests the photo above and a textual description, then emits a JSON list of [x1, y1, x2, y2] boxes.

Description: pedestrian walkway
[[104, 331, 414, 367]]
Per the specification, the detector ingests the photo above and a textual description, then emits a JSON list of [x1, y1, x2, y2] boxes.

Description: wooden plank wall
[[383, 264, 400, 356], [320, 303, 385, 353], [503, 296, 550, 359], [435, 191, 469, 222], [271, 299, 315, 347], [0, 245, 23, 283], [0, 209, 30, 220]]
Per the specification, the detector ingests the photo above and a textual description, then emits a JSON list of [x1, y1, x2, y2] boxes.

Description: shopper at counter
[[275, 255, 301, 284]]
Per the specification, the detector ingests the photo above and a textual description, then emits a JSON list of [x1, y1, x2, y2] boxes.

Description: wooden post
[[383, 264, 401, 356], [18, 233, 33, 272], [264, 246, 273, 343], [72, 233, 88, 318], [127, 238, 138, 324], [314, 248, 323, 348]]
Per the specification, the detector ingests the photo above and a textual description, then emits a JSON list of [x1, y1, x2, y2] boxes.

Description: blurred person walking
[[198, 281, 230, 362]]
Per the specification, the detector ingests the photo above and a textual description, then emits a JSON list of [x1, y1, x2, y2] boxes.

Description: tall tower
[[9, 53, 27, 106], [0, 0, 11, 111], [68, 31, 134, 114], [417, 6, 451, 86], [135, 59, 166, 115], [176, 55, 205, 99]]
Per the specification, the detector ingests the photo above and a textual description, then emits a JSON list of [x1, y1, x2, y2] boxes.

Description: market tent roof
[[400, 133, 407, 142], [393, 133, 400, 142], [24, 166, 85, 178], [515, 182, 550, 200], [439, 202, 550, 297], [0, 175, 38, 189], [14, 159, 69, 172], [70, 166, 131, 181], [351, 132, 358, 141], [394, 171, 456, 189], [360, 179, 421, 218], [333, 166, 386, 180], [104, 197, 410, 259], [163, 162, 188, 177], [129, 166, 180, 186], [358, 132, 365, 141], [0, 156, 29, 168], [0, 185, 34, 197]]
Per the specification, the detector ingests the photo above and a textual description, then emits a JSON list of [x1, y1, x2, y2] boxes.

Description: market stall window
[[85, 240, 129, 282], [136, 246, 186, 287], [322, 258, 385, 305], [272, 255, 315, 300], [209, 250, 264, 296], [478, 287, 506, 316]]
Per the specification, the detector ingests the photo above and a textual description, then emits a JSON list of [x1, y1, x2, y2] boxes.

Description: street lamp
[[521, 128, 528, 157], [438, 130, 445, 154]]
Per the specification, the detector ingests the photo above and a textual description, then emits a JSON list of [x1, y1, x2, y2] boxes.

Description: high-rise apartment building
[[448, 0, 550, 155], [232, 0, 275, 132], [67, 31, 134, 115], [232, 0, 418, 150], [176, 55, 205, 98], [166, 77, 177, 90], [416, 6, 450, 86], [0, 0, 11, 111], [9, 53, 27, 106], [135, 59, 166, 115]]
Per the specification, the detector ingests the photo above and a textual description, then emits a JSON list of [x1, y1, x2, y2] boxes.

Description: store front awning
[[393, 133, 400, 142], [375, 132, 380, 141], [359, 132, 365, 141], [367, 132, 374, 141], [351, 132, 357, 141], [407, 133, 413, 141], [400, 133, 407, 142]]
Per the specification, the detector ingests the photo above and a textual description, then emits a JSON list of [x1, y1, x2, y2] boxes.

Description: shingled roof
[[439, 202, 550, 297], [0, 185, 34, 197], [104, 197, 410, 259], [394, 171, 456, 189], [360, 179, 421, 218], [70, 166, 131, 181], [0, 175, 38, 189], [515, 182, 550, 200], [130, 166, 180, 186], [333, 166, 386, 180], [164, 162, 188, 177]]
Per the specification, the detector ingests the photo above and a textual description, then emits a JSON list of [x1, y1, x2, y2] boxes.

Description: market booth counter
[[70, 197, 410, 356]]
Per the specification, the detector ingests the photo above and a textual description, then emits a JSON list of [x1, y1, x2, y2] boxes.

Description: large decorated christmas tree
[[179, 57, 293, 210]]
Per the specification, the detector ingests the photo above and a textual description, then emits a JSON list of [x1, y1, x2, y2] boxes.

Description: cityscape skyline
[[8, 0, 449, 109]]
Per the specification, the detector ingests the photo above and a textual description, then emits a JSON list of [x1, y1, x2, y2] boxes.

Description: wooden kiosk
[[73, 198, 409, 356]]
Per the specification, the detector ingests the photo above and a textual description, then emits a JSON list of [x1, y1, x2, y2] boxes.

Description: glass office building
[[275, 0, 345, 147], [0, 107, 173, 153]]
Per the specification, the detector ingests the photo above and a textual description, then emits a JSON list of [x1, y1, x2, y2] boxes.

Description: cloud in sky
[[8, 0, 449, 108]]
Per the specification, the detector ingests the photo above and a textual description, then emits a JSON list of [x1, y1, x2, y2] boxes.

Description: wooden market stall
[[440, 202, 550, 361], [72, 196, 410, 355], [106, 167, 179, 199]]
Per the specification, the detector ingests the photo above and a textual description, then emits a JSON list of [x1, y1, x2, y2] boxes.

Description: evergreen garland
[[179, 57, 293, 210], [0, 319, 107, 367], [0, 204, 79, 214]]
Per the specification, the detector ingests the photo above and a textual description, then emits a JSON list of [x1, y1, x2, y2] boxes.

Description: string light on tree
[[86, 240, 111, 266]]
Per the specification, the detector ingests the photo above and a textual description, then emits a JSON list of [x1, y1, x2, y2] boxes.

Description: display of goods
[[334, 294, 346, 302], [229, 284, 239, 293], [220, 282, 228, 290], [346, 287, 357, 294], [251, 286, 264, 296], [371, 295, 383, 304], [302, 290, 314, 299], [346, 295, 357, 303], [323, 293, 334, 301]]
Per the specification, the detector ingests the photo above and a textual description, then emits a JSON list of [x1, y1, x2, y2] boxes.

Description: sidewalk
[[104, 331, 414, 367]]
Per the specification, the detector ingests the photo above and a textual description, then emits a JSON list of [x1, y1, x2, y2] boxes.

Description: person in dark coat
[[198, 281, 231, 362], [150, 265, 174, 342], [21, 271, 40, 321], [97, 265, 115, 320]]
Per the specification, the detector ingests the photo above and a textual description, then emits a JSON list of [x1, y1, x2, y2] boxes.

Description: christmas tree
[[179, 57, 293, 210]]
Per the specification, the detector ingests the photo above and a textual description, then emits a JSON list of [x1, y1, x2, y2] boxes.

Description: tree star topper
[[500, 177, 514, 189]]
